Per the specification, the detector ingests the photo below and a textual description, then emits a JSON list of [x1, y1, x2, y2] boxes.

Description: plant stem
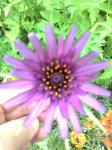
[[64, 139, 70, 150]]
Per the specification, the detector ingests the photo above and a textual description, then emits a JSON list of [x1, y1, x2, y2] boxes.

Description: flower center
[[50, 73, 64, 84], [39, 60, 74, 98]]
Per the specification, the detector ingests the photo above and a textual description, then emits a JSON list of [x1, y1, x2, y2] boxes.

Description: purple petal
[[4, 55, 27, 70], [23, 59, 40, 71], [59, 99, 68, 117], [73, 31, 91, 57], [69, 95, 85, 115], [4, 88, 36, 109], [68, 103, 82, 133], [45, 24, 57, 58], [64, 26, 77, 54], [25, 99, 49, 127], [14, 40, 38, 62], [0, 80, 35, 89], [78, 95, 106, 113], [11, 69, 36, 80], [77, 51, 99, 67], [43, 103, 56, 134], [55, 106, 68, 139], [80, 83, 111, 97], [57, 35, 64, 58], [75, 61, 109, 76], [76, 74, 98, 82], [28, 33, 45, 61]]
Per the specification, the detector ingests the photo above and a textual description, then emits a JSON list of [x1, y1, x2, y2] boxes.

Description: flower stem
[[64, 139, 70, 150], [83, 105, 106, 134]]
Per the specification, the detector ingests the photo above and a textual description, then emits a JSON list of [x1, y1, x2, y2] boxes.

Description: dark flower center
[[39, 60, 74, 98]]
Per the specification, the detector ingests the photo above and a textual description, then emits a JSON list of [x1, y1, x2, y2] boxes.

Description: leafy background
[[0, 0, 112, 149]]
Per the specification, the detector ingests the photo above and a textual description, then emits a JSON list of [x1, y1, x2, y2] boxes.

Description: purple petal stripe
[[4, 88, 36, 109], [45, 24, 57, 58], [80, 83, 111, 97], [73, 31, 91, 57], [76, 74, 98, 83], [28, 33, 45, 61], [11, 69, 36, 80], [14, 40, 38, 62], [75, 61, 109, 76], [57, 35, 64, 58], [78, 95, 106, 113], [77, 51, 99, 67], [69, 95, 85, 115], [59, 99, 68, 117], [43, 103, 56, 134], [64, 26, 77, 54], [4, 55, 27, 70], [56, 106, 68, 139], [68, 103, 82, 133], [25, 99, 49, 127], [0, 80, 35, 89]]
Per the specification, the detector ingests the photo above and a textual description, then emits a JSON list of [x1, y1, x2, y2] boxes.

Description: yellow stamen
[[39, 83, 43, 87], [50, 91, 53, 95], [53, 85, 57, 89], [42, 67, 46, 72], [50, 62, 54, 66], [63, 64, 67, 68], [46, 67, 50, 71], [59, 70, 63, 73], [46, 72, 49, 75], [58, 94, 62, 98], [65, 76, 69, 79], [55, 64, 60, 70], [45, 87, 48, 91], [47, 75, 50, 79], [55, 92, 58, 96], [48, 86, 52, 90], [64, 85, 67, 88], [67, 70, 71, 74], [50, 69, 54, 73], [46, 81, 50, 85], [64, 69, 68, 73], [63, 80, 67, 84], [42, 78, 46, 82], [58, 88, 61, 92]]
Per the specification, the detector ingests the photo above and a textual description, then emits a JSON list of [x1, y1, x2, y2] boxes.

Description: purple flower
[[1, 25, 111, 138]]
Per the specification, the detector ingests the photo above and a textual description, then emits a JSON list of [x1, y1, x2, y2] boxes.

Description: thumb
[[0, 117, 39, 150]]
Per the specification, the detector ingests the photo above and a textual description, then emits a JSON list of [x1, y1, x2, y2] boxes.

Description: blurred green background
[[0, 0, 112, 149]]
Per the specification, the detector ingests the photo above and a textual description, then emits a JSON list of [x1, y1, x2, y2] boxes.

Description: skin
[[0, 104, 48, 150]]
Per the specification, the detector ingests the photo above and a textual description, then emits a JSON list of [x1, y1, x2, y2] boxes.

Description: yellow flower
[[83, 117, 96, 128], [70, 131, 86, 148]]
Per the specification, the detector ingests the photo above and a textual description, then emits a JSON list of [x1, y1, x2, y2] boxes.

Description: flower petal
[[55, 106, 68, 139], [77, 51, 99, 67], [4, 88, 36, 109], [28, 33, 45, 61], [75, 61, 109, 76], [69, 95, 85, 115], [0, 80, 35, 89], [80, 83, 111, 97], [4, 55, 27, 70], [11, 69, 36, 80], [68, 103, 82, 133], [43, 103, 56, 134], [45, 24, 57, 58], [57, 35, 64, 58], [59, 99, 68, 117], [78, 95, 106, 113], [64, 26, 77, 54], [73, 31, 91, 57], [25, 99, 49, 127], [76, 74, 98, 83], [14, 40, 38, 62]]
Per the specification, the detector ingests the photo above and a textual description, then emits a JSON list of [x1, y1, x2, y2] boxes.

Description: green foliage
[[0, 0, 112, 149]]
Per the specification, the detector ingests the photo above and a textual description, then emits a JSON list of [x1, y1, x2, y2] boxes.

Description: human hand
[[0, 104, 47, 150]]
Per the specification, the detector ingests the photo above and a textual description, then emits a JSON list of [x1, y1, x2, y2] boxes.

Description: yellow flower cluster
[[70, 131, 86, 148], [83, 117, 96, 128]]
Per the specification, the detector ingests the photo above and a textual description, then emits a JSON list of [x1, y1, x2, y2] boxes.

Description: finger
[[0, 117, 39, 150], [0, 105, 6, 124], [6, 105, 33, 121], [31, 128, 48, 143]]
